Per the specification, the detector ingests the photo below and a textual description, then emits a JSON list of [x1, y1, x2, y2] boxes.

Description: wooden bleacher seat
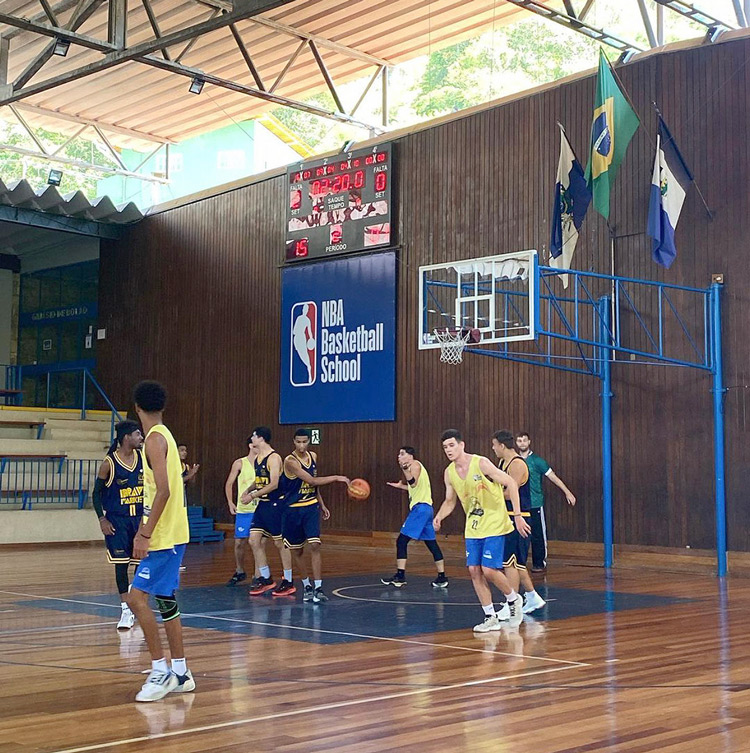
[[0, 419, 46, 439]]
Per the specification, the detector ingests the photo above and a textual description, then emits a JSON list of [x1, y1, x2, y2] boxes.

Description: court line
[[0, 588, 585, 666], [183, 611, 588, 666], [332, 583, 558, 606], [0, 621, 115, 636], [50, 663, 586, 753]]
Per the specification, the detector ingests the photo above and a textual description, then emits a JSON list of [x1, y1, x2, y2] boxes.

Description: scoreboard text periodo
[[285, 143, 393, 262]]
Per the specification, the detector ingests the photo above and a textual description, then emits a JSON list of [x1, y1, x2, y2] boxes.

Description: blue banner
[[280, 252, 397, 423]]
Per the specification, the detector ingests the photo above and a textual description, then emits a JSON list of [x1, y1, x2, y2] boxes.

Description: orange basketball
[[347, 478, 371, 500]]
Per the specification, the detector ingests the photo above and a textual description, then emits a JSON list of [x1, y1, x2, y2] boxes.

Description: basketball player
[[241, 427, 294, 596], [381, 446, 448, 589], [224, 437, 259, 586], [178, 444, 200, 484], [92, 420, 144, 630], [433, 429, 530, 632], [492, 431, 546, 614], [292, 304, 315, 384], [281, 428, 350, 603], [515, 432, 576, 572], [128, 381, 194, 702]]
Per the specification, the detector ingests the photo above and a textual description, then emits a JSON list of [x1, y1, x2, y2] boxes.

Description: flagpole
[[650, 102, 713, 221], [607, 222, 617, 363]]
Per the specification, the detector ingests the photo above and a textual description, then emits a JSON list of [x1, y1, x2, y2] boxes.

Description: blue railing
[[0, 457, 100, 510]]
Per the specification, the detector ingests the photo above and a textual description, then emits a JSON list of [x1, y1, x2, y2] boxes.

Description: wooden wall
[[99, 35, 750, 552]]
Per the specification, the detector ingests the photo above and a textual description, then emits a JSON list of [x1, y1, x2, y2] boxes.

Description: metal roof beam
[[503, 1, 644, 52], [654, 1, 737, 30], [636, 0, 658, 47], [1, 0, 81, 40], [0, 0, 295, 106], [196, 0, 391, 67]]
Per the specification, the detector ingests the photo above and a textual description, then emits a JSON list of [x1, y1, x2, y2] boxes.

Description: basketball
[[347, 478, 371, 500]]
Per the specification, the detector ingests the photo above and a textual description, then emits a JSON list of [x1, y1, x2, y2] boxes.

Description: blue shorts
[[503, 528, 530, 569], [234, 512, 254, 538], [131, 544, 187, 596], [400, 503, 436, 540], [282, 504, 321, 549], [104, 515, 141, 564], [465, 536, 506, 569], [251, 500, 283, 539]]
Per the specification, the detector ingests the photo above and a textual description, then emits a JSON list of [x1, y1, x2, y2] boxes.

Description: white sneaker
[[135, 670, 178, 702], [473, 614, 502, 633], [508, 598, 523, 626], [496, 602, 510, 621], [117, 607, 136, 631], [522, 591, 547, 614], [172, 669, 195, 693]]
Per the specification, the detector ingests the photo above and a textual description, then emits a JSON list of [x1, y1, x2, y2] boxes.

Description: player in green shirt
[[515, 432, 576, 572]]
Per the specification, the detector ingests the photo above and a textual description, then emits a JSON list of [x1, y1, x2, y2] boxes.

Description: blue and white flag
[[647, 116, 693, 269], [550, 124, 591, 288]]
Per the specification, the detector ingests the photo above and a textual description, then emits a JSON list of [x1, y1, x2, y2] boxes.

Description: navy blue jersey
[[254, 451, 285, 502], [282, 452, 318, 508], [103, 450, 144, 518], [499, 455, 532, 514]]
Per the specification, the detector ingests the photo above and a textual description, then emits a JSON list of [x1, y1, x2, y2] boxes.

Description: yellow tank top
[[447, 454, 513, 539], [236, 457, 257, 513], [142, 424, 189, 550], [407, 461, 433, 510]]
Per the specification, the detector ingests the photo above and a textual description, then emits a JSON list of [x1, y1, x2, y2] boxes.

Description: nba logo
[[291, 301, 317, 386]]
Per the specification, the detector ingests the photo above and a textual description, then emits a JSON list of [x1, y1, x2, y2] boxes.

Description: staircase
[[188, 505, 225, 543]]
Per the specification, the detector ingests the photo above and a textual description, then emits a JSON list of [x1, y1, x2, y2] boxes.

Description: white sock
[[120, 601, 129, 610], [482, 604, 495, 617], [152, 658, 169, 673], [526, 590, 537, 598], [314, 580, 322, 589], [506, 590, 518, 602], [283, 569, 293, 582], [171, 658, 187, 676], [302, 578, 311, 588], [260, 566, 271, 579]]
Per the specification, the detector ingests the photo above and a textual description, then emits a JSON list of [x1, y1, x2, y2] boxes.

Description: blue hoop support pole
[[598, 297, 614, 569], [710, 282, 727, 577]]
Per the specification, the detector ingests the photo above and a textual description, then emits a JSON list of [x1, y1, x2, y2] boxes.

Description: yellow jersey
[[236, 457, 257, 513], [142, 424, 189, 551], [407, 461, 433, 510], [447, 454, 514, 539]]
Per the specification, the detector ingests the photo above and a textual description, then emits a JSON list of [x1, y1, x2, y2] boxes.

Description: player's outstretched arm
[[224, 458, 242, 514], [285, 455, 349, 487], [548, 470, 576, 506], [433, 469, 458, 532]]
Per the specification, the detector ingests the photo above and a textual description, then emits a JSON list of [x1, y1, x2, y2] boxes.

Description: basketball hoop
[[433, 328, 472, 365]]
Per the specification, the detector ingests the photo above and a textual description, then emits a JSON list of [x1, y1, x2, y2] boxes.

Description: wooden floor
[[1, 540, 748, 753]]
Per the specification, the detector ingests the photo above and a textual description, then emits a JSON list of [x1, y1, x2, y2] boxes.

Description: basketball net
[[433, 328, 470, 365]]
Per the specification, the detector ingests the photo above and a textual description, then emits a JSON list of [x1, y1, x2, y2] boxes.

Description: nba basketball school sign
[[280, 251, 396, 423]]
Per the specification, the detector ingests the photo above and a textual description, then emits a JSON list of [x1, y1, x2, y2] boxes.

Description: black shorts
[[503, 527, 530, 570], [282, 504, 321, 549], [104, 515, 141, 564], [250, 500, 283, 539]]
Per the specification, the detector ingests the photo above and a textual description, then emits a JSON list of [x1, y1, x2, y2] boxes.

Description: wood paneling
[[100, 36, 750, 552]]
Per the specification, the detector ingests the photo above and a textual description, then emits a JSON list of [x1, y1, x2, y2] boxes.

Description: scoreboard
[[285, 142, 393, 262]]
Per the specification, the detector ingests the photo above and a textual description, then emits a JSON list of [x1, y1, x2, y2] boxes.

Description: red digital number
[[376, 153, 386, 162], [296, 239, 309, 257], [365, 155, 374, 165], [375, 172, 387, 192], [353, 159, 361, 167], [303, 170, 311, 179], [354, 170, 365, 188], [341, 173, 350, 191], [332, 175, 342, 193]]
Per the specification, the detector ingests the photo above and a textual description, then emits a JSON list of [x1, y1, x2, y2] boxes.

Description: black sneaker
[[226, 571, 247, 586], [313, 587, 328, 603], [272, 579, 297, 597], [432, 573, 449, 589], [381, 572, 406, 587], [303, 584, 314, 602]]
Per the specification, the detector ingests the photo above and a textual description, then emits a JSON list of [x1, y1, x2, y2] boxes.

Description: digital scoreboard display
[[285, 143, 393, 262]]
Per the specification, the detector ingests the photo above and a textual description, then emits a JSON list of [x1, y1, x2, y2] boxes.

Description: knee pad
[[155, 594, 180, 622]]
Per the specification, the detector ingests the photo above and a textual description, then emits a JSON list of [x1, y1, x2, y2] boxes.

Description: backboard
[[419, 250, 538, 349]]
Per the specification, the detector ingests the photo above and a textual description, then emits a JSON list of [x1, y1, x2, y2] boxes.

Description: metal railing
[[0, 457, 99, 510]]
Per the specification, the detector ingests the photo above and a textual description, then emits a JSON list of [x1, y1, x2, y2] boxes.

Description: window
[[217, 150, 246, 170]]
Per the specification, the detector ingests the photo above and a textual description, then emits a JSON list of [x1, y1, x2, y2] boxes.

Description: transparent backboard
[[419, 250, 538, 349]]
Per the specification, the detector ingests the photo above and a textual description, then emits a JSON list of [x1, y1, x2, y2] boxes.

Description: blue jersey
[[103, 450, 144, 518], [254, 451, 285, 502], [282, 452, 318, 508]]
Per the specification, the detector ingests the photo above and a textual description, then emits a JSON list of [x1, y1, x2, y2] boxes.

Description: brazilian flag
[[585, 50, 640, 219]]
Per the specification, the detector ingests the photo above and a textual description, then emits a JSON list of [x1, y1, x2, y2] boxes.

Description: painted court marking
[[0, 588, 587, 666], [49, 663, 588, 753], [332, 582, 557, 606]]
